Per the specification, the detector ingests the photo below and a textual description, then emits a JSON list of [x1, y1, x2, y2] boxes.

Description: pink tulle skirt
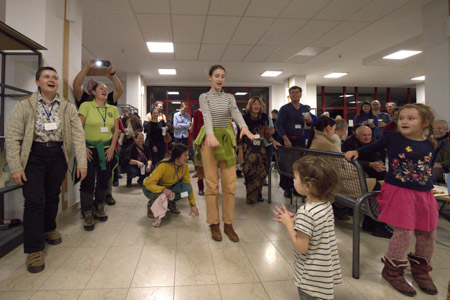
[[376, 183, 439, 231]]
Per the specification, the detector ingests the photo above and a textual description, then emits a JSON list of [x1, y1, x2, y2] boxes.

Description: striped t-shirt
[[199, 89, 247, 135], [293, 201, 342, 299]]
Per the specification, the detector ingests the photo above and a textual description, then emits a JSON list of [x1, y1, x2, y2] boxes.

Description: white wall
[[126, 72, 141, 117], [269, 83, 286, 112], [416, 83, 425, 103]]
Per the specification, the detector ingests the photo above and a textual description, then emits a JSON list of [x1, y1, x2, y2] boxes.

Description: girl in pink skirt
[[345, 103, 439, 297]]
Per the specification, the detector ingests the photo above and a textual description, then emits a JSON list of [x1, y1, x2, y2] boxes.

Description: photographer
[[72, 59, 123, 108]]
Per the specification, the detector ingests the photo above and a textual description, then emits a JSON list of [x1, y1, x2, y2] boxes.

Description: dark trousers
[[80, 148, 112, 212], [279, 138, 305, 191], [151, 141, 166, 167], [173, 137, 188, 146], [22, 143, 67, 253], [127, 165, 150, 183]]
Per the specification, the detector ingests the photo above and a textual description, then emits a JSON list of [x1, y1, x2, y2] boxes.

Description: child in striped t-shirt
[[273, 156, 342, 300]]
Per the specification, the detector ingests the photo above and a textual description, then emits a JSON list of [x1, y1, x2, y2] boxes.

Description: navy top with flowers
[[356, 132, 434, 191]]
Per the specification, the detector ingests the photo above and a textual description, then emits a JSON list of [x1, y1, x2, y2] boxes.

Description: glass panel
[[409, 88, 416, 104], [167, 87, 187, 100], [230, 87, 249, 101], [346, 109, 357, 121], [189, 87, 209, 101], [167, 101, 183, 125], [357, 87, 375, 106], [390, 88, 409, 107], [345, 87, 356, 108], [324, 86, 344, 107], [236, 102, 247, 115], [316, 86, 323, 108], [376, 88, 387, 107], [322, 109, 344, 119], [250, 87, 268, 102], [191, 102, 200, 115], [148, 87, 166, 100]]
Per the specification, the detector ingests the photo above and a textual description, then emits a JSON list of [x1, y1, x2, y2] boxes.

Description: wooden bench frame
[[268, 146, 380, 279]]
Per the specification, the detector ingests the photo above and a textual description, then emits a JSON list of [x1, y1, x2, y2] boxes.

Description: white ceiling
[[81, 0, 432, 87]]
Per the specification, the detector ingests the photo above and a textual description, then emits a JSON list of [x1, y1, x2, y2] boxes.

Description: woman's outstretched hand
[[240, 126, 255, 141]]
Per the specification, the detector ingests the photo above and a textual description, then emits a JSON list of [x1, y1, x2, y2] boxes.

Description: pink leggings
[[387, 227, 436, 261]]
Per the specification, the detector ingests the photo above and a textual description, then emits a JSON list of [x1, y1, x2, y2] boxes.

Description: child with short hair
[[345, 103, 439, 296], [273, 156, 342, 300]]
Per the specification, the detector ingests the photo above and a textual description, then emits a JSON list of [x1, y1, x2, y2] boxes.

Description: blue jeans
[[142, 182, 192, 206]]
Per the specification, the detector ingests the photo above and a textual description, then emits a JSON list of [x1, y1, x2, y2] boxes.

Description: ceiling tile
[[280, 0, 330, 19], [198, 44, 227, 60], [258, 18, 307, 46], [202, 16, 241, 44], [208, 0, 250, 16], [230, 17, 274, 45], [172, 15, 206, 43], [286, 20, 338, 46], [174, 43, 200, 60], [129, 0, 170, 14], [310, 21, 369, 47], [313, 0, 371, 21], [151, 53, 174, 60], [221, 45, 252, 61], [265, 46, 301, 62], [170, 0, 210, 15], [245, 0, 291, 17], [242, 45, 278, 62], [348, 0, 409, 22], [136, 14, 172, 41]]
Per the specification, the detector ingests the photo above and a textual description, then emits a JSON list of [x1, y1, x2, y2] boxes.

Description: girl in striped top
[[274, 156, 342, 300]]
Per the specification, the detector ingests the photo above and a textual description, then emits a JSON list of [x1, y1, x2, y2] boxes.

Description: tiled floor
[[0, 164, 449, 300]]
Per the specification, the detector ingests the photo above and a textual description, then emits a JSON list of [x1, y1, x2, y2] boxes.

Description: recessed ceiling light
[[158, 69, 176, 75], [324, 72, 348, 78], [411, 75, 425, 81], [147, 42, 174, 53], [168, 91, 179, 95], [261, 71, 282, 77], [383, 50, 422, 60], [338, 94, 354, 98], [234, 92, 248, 96]]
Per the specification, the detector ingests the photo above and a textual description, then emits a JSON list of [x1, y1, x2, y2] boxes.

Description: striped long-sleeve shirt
[[199, 89, 247, 135], [294, 201, 342, 299]]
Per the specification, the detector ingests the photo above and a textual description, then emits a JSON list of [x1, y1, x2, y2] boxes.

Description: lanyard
[[97, 107, 108, 127], [42, 102, 56, 121], [174, 164, 183, 187]]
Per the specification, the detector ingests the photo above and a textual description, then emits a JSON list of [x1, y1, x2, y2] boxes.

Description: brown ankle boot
[[209, 224, 222, 241], [407, 253, 438, 295], [381, 256, 416, 297], [224, 223, 239, 242]]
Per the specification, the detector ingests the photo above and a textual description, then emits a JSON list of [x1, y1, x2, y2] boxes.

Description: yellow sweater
[[143, 160, 195, 206]]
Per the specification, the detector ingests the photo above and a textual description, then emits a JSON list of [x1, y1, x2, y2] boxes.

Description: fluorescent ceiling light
[[411, 75, 425, 81], [235, 92, 247, 96], [261, 71, 282, 77], [147, 42, 174, 53], [158, 69, 176, 75], [168, 91, 179, 95], [324, 72, 348, 78], [339, 94, 354, 98], [383, 50, 422, 60], [172, 102, 181, 104]]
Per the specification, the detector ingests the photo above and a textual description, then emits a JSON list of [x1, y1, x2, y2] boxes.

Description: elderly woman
[[78, 82, 119, 231], [6, 67, 87, 273], [143, 143, 198, 218], [125, 132, 152, 187], [238, 97, 280, 204], [307, 115, 338, 152]]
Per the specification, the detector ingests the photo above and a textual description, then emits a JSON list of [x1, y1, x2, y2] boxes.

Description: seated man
[[142, 143, 199, 218], [342, 126, 392, 238]]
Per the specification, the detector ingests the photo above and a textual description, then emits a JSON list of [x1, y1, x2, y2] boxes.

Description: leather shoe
[[209, 224, 222, 241], [198, 190, 204, 196], [105, 195, 116, 206], [224, 223, 239, 242]]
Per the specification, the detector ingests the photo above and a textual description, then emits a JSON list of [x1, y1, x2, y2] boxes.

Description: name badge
[[295, 124, 302, 129], [180, 191, 189, 198], [44, 123, 57, 131], [101, 127, 109, 133], [253, 140, 261, 146], [254, 134, 260, 139]]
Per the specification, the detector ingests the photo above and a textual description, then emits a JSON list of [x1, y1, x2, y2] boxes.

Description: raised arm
[[106, 63, 123, 103], [72, 60, 94, 103]]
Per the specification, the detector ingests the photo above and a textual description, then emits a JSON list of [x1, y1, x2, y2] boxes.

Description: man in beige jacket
[[6, 67, 87, 273]]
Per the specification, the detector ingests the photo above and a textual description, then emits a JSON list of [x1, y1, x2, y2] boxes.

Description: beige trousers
[[201, 143, 236, 225]]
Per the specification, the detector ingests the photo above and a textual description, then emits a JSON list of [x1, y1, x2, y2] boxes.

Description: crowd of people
[[4, 61, 448, 299]]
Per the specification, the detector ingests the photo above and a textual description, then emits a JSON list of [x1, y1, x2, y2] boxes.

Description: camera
[[95, 60, 110, 67]]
